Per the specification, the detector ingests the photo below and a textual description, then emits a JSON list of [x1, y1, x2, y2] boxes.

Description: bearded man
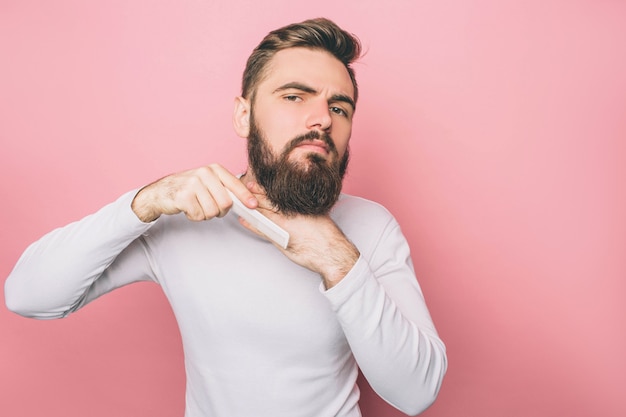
[[6, 18, 447, 417]]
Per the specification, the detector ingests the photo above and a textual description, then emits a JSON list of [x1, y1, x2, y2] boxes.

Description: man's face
[[242, 47, 356, 215], [247, 111, 349, 215]]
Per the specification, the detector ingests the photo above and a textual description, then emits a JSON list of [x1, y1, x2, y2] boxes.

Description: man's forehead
[[259, 47, 355, 99]]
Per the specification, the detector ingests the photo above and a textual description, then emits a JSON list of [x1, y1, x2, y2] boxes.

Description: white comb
[[226, 189, 290, 249]]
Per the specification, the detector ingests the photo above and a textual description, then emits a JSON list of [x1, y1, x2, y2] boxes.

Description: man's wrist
[[320, 241, 360, 289], [131, 187, 160, 223]]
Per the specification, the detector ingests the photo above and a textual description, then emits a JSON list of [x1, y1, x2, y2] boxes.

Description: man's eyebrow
[[329, 94, 355, 111], [273, 82, 355, 111], [273, 82, 317, 95]]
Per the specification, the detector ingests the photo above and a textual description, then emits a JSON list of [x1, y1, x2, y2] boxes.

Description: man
[[5, 18, 446, 417]]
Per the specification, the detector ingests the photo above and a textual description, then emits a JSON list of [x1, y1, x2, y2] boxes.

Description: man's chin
[[287, 160, 322, 174], [289, 151, 333, 169], [262, 163, 343, 216]]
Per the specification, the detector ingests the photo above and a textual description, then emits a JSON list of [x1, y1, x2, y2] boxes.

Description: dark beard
[[247, 114, 349, 216]]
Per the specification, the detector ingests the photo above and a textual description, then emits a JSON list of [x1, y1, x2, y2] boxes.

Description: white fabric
[[5, 190, 447, 417]]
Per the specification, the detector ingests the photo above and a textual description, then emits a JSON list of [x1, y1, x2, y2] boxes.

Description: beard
[[247, 113, 350, 216]]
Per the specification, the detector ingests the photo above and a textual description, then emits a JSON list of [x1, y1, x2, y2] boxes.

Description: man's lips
[[294, 140, 330, 155]]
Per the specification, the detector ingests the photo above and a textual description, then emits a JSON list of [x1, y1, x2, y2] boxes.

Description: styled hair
[[241, 18, 362, 106]]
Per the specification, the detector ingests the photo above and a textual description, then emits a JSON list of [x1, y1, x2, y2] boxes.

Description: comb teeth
[[226, 189, 290, 249]]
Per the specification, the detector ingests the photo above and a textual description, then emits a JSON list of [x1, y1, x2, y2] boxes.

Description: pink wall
[[1, 1, 625, 416]]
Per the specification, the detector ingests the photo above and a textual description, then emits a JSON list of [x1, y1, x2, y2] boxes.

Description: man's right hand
[[131, 164, 257, 223]]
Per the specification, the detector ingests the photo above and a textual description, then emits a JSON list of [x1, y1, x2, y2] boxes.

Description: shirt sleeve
[[4, 190, 158, 319], [322, 218, 447, 416]]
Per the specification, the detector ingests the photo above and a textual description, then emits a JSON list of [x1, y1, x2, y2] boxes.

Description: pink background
[[1, 1, 625, 416]]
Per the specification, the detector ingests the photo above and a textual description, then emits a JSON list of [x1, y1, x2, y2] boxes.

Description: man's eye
[[330, 106, 347, 117], [284, 95, 302, 102]]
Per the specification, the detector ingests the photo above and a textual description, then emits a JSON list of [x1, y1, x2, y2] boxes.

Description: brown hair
[[241, 18, 362, 106]]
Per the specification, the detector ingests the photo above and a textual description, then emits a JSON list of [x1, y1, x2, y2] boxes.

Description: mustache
[[280, 130, 338, 157]]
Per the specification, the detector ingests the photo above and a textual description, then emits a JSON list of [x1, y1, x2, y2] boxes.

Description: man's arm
[[4, 190, 156, 318], [323, 223, 447, 415], [241, 185, 447, 415], [5, 164, 256, 318]]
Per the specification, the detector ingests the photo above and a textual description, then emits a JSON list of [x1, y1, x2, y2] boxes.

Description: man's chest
[[149, 219, 349, 360]]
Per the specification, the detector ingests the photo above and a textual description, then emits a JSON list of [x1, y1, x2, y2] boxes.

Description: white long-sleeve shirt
[[5, 190, 447, 417]]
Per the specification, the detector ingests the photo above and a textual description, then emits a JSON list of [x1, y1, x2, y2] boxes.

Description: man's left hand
[[238, 182, 360, 289]]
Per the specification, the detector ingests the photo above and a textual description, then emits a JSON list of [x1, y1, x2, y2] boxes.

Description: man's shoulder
[[332, 193, 396, 223], [331, 194, 403, 253], [335, 192, 391, 209]]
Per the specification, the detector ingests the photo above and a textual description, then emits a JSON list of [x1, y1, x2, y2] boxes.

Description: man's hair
[[241, 17, 362, 106]]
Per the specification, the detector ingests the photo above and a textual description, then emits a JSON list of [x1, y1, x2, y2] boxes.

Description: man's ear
[[233, 96, 251, 138]]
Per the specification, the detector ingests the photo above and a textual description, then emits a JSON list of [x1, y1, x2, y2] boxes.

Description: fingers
[[179, 174, 221, 221], [245, 181, 278, 215], [136, 164, 259, 222], [208, 164, 258, 210], [184, 164, 257, 221]]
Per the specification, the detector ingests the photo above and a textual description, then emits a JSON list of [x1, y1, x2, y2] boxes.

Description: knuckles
[[152, 164, 237, 221]]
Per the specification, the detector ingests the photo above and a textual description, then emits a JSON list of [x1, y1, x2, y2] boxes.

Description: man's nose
[[306, 100, 332, 131]]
